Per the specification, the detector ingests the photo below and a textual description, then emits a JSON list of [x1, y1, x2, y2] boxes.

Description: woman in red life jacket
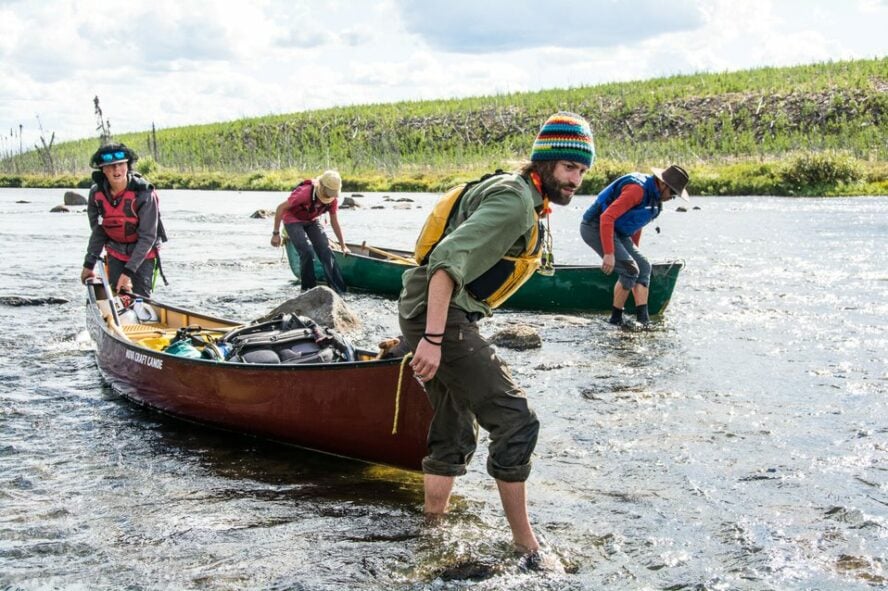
[[79, 143, 167, 297], [270, 170, 349, 295]]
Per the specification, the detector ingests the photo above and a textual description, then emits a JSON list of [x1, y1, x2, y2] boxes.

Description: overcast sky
[[1, 0, 886, 151]]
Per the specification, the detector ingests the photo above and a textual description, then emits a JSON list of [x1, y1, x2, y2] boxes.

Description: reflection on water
[[0, 188, 886, 590]]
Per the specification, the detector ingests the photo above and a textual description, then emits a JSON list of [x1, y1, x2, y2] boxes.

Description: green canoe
[[285, 241, 683, 315]]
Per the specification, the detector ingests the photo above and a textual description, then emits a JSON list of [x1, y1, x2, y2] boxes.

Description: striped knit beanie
[[530, 111, 595, 167]]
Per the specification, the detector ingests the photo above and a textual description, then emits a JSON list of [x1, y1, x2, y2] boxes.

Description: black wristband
[[422, 334, 443, 346], [272, 231, 280, 235]]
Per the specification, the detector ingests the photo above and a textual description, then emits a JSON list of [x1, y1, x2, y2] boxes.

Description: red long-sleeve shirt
[[599, 184, 644, 254]]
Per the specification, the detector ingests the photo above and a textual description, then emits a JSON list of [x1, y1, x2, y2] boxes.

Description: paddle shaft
[[95, 260, 121, 327], [360, 242, 415, 265]]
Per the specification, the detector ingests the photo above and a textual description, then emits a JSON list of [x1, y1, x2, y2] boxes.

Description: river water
[[0, 188, 886, 590]]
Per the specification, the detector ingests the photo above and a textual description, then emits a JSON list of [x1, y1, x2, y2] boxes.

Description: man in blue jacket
[[580, 165, 689, 325]]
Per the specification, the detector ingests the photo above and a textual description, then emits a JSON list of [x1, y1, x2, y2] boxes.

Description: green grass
[[2, 57, 886, 196]]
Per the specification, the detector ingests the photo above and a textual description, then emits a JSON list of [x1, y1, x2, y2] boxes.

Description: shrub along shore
[[2, 153, 886, 197], [2, 58, 886, 196]]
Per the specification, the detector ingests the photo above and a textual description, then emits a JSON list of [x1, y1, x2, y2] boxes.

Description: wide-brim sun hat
[[652, 165, 690, 201], [316, 170, 342, 204]]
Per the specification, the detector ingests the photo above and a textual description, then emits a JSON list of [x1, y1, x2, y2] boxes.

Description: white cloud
[[395, 0, 704, 53], [340, 26, 374, 47], [275, 29, 331, 49], [0, 7, 24, 57], [0, 0, 884, 152]]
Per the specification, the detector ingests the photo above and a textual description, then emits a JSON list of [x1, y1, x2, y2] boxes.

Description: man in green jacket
[[398, 112, 595, 568]]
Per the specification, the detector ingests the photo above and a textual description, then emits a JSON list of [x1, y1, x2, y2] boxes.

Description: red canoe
[[85, 281, 432, 471]]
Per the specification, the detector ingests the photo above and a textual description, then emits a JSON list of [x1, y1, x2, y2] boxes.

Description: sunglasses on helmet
[[100, 151, 127, 162]]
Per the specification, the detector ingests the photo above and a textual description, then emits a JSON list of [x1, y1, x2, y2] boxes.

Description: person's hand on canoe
[[80, 267, 96, 284], [601, 253, 615, 275]]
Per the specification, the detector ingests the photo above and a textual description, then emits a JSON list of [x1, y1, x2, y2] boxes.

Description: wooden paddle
[[360, 241, 416, 265], [95, 259, 121, 327]]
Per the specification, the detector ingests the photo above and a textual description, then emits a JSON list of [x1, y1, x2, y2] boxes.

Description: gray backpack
[[219, 314, 355, 365]]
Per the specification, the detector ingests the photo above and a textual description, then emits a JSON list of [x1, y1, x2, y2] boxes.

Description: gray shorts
[[580, 219, 651, 289], [399, 310, 539, 482]]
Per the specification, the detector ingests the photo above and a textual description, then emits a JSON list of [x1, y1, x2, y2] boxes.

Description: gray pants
[[285, 220, 347, 295], [580, 219, 651, 290], [399, 310, 539, 482], [108, 256, 156, 298]]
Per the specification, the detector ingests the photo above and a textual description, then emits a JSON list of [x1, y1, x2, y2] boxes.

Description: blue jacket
[[582, 173, 662, 236]]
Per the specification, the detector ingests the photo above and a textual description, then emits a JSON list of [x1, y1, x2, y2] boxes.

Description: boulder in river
[[64, 191, 88, 206], [490, 324, 542, 350], [253, 286, 360, 333]]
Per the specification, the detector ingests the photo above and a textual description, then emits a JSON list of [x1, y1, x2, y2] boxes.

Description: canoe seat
[[121, 323, 166, 336]]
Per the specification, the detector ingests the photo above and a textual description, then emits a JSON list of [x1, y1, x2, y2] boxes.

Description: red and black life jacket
[[94, 188, 141, 245], [93, 175, 166, 262]]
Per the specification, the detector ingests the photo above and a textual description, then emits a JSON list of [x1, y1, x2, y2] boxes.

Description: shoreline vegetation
[[2, 58, 886, 197]]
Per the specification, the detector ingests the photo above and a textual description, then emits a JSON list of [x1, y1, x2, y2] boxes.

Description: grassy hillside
[[2, 57, 886, 195]]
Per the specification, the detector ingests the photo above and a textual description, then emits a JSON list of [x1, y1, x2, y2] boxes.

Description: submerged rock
[[0, 296, 70, 306], [433, 559, 501, 582], [490, 324, 541, 350], [50, 205, 70, 213], [549, 314, 592, 326]]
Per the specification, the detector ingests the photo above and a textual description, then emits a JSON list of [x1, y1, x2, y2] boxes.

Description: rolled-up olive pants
[[399, 308, 539, 482]]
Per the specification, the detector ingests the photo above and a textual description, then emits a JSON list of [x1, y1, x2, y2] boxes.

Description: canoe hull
[[86, 285, 432, 471], [286, 242, 683, 314]]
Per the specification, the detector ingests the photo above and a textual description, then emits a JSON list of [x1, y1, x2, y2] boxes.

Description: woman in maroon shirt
[[270, 170, 348, 295]]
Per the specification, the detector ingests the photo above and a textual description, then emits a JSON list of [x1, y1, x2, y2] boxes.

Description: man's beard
[[540, 169, 576, 206]]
